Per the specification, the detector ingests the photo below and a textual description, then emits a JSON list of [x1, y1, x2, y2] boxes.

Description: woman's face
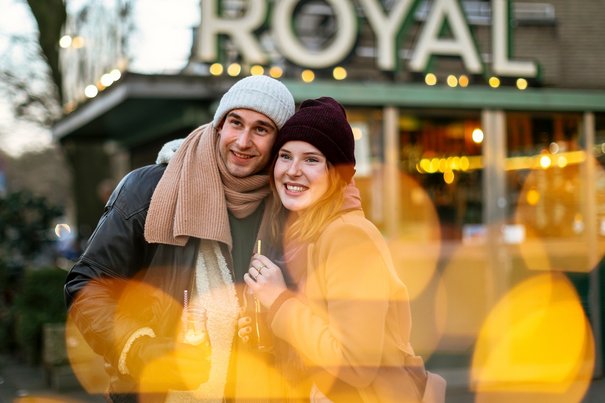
[[274, 141, 330, 212]]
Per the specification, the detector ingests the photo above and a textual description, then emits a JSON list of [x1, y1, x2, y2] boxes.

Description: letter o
[[272, 0, 357, 68]]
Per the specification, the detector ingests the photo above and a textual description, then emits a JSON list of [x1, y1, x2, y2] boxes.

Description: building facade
[[54, 1, 605, 399]]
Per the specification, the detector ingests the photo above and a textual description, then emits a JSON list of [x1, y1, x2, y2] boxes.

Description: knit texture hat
[[274, 97, 356, 182], [212, 75, 295, 129]]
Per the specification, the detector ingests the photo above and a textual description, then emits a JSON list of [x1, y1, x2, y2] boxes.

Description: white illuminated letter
[[492, 0, 538, 77], [272, 0, 357, 68], [409, 0, 483, 73], [196, 0, 268, 64], [359, 0, 415, 71]]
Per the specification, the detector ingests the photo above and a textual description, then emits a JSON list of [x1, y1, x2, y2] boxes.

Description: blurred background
[[1, 0, 605, 402]]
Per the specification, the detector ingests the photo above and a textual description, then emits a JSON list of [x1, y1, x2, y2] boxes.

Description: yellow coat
[[269, 210, 425, 402]]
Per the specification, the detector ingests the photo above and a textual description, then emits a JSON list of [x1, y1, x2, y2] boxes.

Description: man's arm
[[64, 165, 162, 368]]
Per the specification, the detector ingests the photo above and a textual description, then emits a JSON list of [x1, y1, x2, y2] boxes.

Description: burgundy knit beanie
[[274, 97, 356, 182]]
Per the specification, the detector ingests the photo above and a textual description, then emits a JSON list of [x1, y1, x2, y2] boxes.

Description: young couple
[[65, 75, 442, 402]]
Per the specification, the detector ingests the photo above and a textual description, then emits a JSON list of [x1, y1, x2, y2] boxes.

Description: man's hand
[[128, 336, 211, 392]]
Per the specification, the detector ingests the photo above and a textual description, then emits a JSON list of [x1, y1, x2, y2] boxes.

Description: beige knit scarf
[[144, 124, 270, 248]]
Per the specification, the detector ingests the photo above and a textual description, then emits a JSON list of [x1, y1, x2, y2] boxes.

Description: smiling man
[[219, 109, 279, 178], [64, 75, 295, 402]]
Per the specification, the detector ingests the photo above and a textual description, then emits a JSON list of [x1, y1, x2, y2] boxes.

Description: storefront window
[[594, 112, 605, 175], [505, 112, 602, 274], [394, 109, 486, 355], [397, 110, 483, 241], [592, 112, 605, 268], [346, 108, 385, 224], [347, 108, 484, 239]]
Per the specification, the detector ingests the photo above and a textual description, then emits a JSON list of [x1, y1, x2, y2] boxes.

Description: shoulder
[[122, 164, 166, 187], [311, 211, 397, 290], [322, 210, 382, 240], [314, 212, 400, 277], [312, 211, 388, 256], [106, 164, 166, 217]]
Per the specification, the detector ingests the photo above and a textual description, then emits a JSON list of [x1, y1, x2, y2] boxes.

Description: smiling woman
[[243, 97, 446, 402], [273, 141, 330, 213]]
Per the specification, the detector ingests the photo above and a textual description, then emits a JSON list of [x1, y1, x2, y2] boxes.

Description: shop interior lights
[[416, 149, 585, 178], [539, 154, 552, 169], [417, 156, 473, 174], [472, 128, 484, 144]]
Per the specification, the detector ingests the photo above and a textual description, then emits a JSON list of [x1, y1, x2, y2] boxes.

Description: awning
[[53, 72, 605, 146], [52, 73, 231, 146]]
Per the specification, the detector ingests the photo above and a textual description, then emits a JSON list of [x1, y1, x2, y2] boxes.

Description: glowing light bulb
[[301, 70, 315, 83], [425, 73, 437, 86], [472, 128, 484, 144]]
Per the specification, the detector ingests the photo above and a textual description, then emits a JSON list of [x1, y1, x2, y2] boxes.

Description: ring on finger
[[258, 265, 267, 274]]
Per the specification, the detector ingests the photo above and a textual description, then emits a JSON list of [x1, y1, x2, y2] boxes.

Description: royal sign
[[195, 0, 539, 78]]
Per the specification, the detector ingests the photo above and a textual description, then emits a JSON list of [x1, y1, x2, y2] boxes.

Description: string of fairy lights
[[59, 37, 532, 111]]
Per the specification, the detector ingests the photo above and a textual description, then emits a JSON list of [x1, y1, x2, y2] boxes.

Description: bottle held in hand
[[253, 296, 273, 352], [246, 239, 274, 352], [242, 286, 274, 352]]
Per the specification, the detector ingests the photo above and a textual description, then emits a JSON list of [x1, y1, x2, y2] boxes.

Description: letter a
[[409, 0, 483, 74]]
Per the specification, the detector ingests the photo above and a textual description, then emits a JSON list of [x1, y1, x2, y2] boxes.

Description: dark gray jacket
[[64, 163, 215, 395]]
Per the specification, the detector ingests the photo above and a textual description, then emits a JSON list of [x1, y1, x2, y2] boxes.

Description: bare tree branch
[[25, 0, 66, 103]]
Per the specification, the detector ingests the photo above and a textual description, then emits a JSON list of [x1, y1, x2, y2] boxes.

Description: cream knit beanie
[[212, 75, 295, 130]]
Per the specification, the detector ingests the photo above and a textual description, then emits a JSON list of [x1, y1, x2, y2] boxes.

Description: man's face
[[217, 109, 278, 177]]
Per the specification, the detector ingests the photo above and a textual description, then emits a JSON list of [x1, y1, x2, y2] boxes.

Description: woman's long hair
[[266, 155, 349, 398], [269, 158, 348, 245]]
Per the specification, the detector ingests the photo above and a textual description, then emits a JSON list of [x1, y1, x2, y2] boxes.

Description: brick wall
[[501, 0, 605, 89]]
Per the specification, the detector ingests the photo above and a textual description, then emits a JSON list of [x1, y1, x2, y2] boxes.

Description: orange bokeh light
[[471, 272, 594, 402]]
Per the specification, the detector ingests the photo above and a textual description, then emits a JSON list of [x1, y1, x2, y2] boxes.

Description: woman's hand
[[243, 254, 287, 308]]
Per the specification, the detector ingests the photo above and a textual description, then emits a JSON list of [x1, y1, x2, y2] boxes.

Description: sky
[[0, 0, 53, 157], [128, 0, 198, 73], [0, 0, 199, 157]]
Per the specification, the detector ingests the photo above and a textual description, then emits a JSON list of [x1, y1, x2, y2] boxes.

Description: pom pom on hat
[[213, 75, 295, 129], [274, 97, 356, 182]]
